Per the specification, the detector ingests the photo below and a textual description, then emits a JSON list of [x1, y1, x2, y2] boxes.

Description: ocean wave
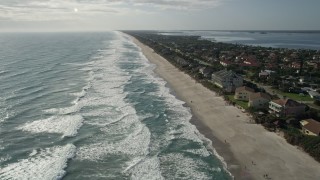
[[63, 61, 95, 67], [70, 84, 92, 105], [159, 153, 214, 179], [43, 104, 80, 115], [0, 144, 76, 180], [76, 124, 150, 160], [1, 70, 31, 80], [0, 70, 9, 75], [33, 66, 55, 76], [124, 156, 164, 180], [84, 110, 134, 127], [5, 86, 46, 102], [0, 155, 11, 164], [17, 115, 83, 137], [0, 112, 9, 123]]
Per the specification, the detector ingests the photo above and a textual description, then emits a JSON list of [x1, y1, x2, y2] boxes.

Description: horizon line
[[1, 29, 320, 33]]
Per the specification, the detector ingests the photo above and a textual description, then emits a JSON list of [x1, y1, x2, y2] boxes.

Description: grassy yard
[[227, 95, 249, 109], [272, 89, 313, 102]]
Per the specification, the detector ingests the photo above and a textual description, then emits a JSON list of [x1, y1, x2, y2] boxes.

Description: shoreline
[[127, 34, 320, 180], [189, 113, 244, 179]]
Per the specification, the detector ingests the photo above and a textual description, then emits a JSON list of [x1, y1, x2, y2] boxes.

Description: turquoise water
[[0, 31, 231, 179]]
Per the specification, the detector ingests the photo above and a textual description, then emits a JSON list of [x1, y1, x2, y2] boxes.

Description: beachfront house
[[259, 70, 275, 79], [249, 92, 271, 109], [269, 98, 306, 117], [199, 67, 213, 78], [174, 57, 189, 67], [300, 119, 320, 136], [234, 86, 255, 101], [212, 69, 243, 92]]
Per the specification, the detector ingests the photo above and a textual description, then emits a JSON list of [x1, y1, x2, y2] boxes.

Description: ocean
[[0, 31, 232, 180], [160, 30, 320, 50]]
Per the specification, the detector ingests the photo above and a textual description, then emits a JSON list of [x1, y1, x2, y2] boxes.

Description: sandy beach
[[129, 35, 320, 180]]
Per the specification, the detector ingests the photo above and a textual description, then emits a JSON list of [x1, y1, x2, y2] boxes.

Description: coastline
[[127, 35, 320, 180]]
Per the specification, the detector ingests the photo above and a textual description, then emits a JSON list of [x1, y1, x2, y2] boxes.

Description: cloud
[[0, 0, 222, 21], [133, 0, 221, 9], [0, 0, 121, 21]]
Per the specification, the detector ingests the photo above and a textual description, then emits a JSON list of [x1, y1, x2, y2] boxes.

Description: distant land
[[155, 30, 320, 50], [159, 30, 320, 34]]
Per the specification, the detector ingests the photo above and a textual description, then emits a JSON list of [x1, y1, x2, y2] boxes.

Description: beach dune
[[129, 35, 320, 180]]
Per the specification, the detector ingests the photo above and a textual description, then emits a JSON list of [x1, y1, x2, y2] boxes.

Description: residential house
[[174, 57, 189, 67], [306, 61, 320, 69], [243, 60, 260, 67], [290, 62, 302, 69], [259, 70, 275, 78], [235, 86, 255, 101], [308, 91, 320, 100], [269, 98, 306, 117], [220, 60, 233, 67], [212, 70, 243, 92], [268, 53, 278, 61], [241, 55, 260, 68], [300, 119, 320, 136], [199, 67, 213, 78], [249, 92, 271, 109]]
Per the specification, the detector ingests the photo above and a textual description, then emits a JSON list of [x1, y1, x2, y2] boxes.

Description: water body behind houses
[[160, 30, 320, 50]]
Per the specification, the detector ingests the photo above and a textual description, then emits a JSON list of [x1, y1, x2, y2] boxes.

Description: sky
[[0, 0, 319, 32]]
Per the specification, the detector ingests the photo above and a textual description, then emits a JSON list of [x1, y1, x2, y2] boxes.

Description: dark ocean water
[[0, 31, 232, 179], [160, 31, 320, 50]]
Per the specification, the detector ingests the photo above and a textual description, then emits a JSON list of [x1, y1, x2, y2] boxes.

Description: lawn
[[227, 95, 249, 109], [272, 89, 313, 102]]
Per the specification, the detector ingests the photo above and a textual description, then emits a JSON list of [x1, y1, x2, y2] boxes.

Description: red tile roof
[[271, 99, 305, 107], [272, 99, 288, 106]]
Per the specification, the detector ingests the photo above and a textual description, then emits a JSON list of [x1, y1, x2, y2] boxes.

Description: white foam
[[182, 147, 211, 157], [0, 144, 76, 180], [70, 84, 92, 105], [160, 153, 210, 179], [29, 149, 37, 157], [0, 114, 6, 123], [76, 124, 150, 160], [43, 105, 80, 115], [84, 111, 133, 127], [125, 156, 164, 180], [17, 115, 83, 137], [0, 155, 11, 164], [70, 88, 87, 98]]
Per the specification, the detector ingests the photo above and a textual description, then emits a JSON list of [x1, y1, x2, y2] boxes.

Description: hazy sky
[[0, 0, 319, 32]]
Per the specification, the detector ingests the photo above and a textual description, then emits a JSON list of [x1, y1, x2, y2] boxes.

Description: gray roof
[[213, 69, 241, 79]]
